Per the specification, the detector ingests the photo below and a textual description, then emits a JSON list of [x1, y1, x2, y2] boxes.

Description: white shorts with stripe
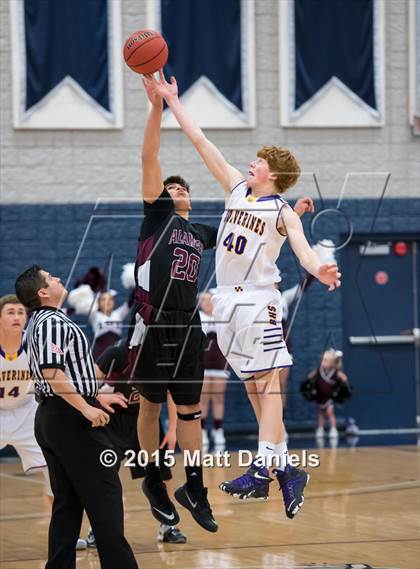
[[212, 284, 293, 380], [0, 398, 46, 472]]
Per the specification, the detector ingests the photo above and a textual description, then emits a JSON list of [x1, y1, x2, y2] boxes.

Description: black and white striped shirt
[[25, 306, 98, 397]]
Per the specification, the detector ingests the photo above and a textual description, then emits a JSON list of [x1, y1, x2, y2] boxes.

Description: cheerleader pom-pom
[[121, 263, 135, 289], [312, 239, 336, 264], [67, 284, 95, 315]]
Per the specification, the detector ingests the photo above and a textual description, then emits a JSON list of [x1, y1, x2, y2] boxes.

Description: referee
[[15, 265, 138, 569]]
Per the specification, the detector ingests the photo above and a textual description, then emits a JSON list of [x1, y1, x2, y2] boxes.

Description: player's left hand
[[97, 392, 128, 413], [160, 429, 177, 451], [294, 197, 315, 217], [142, 74, 163, 108], [317, 263, 341, 291]]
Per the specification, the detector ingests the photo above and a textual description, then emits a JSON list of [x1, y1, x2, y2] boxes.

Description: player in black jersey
[[127, 77, 218, 533], [85, 343, 187, 546]]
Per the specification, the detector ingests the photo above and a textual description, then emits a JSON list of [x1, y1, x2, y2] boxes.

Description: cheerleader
[[199, 291, 229, 447], [307, 349, 349, 439]]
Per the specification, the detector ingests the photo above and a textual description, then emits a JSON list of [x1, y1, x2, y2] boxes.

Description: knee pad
[[177, 410, 202, 421]]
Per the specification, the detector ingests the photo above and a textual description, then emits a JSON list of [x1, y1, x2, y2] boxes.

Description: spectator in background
[[199, 291, 229, 449], [307, 349, 349, 439], [89, 291, 130, 360], [67, 265, 134, 360]]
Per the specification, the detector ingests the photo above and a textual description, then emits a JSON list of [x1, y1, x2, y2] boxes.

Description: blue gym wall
[[1, 198, 419, 432]]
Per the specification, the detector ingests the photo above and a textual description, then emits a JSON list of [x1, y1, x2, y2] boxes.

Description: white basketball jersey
[[216, 181, 289, 286], [0, 346, 34, 409]]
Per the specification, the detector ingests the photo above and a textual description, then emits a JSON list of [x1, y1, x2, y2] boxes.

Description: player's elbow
[[193, 131, 208, 149]]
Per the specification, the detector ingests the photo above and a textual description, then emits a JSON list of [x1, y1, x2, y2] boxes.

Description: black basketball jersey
[[96, 343, 139, 414], [134, 189, 217, 312]]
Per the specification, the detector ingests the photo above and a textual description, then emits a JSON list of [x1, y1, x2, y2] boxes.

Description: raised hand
[[317, 263, 341, 291], [148, 70, 178, 103], [142, 74, 163, 108]]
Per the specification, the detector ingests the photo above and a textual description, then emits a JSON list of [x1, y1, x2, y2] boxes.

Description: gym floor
[[1, 438, 419, 569]]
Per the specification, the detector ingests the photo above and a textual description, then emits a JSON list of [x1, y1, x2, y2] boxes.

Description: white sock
[[160, 523, 175, 531], [274, 442, 289, 471], [255, 440, 276, 468]]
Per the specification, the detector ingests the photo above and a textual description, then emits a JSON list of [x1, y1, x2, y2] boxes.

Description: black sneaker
[[157, 524, 187, 544], [174, 485, 218, 533], [142, 479, 180, 525]]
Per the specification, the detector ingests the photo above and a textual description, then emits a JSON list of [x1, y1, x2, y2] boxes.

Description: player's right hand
[[317, 263, 341, 291], [151, 70, 178, 103], [82, 405, 110, 428]]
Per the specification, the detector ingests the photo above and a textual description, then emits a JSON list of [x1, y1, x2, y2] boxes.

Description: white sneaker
[[329, 427, 339, 438], [211, 428, 226, 445], [315, 427, 325, 437], [76, 538, 87, 550], [202, 429, 209, 446], [329, 436, 338, 449]]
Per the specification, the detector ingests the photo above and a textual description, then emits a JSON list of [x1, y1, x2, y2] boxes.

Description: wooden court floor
[[1, 445, 419, 569]]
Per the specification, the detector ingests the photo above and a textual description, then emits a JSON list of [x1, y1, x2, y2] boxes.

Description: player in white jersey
[[151, 72, 340, 519], [0, 295, 49, 474], [0, 295, 87, 550]]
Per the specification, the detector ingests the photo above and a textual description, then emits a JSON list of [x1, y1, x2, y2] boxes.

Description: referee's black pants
[[34, 396, 138, 569]]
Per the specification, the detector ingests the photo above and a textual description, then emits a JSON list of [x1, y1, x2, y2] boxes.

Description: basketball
[[123, 29, 168, 75]]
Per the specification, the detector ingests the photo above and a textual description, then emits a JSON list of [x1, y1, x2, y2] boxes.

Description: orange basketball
[[123, 29, 168, 75]]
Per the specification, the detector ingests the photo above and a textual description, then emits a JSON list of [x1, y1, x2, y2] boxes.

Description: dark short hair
[[0, 294, 25, 316], [163, 175, 190, 193], [15, 265, 47, 310]]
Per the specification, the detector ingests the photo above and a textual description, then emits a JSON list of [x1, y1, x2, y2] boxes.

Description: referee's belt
[[36, 392, 97, 405]]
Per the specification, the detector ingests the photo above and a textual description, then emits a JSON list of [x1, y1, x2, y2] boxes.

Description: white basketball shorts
[[212, 284, 293, 380], [0, 399, 46, 472]]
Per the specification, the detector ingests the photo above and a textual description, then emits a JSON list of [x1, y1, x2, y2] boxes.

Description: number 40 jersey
[[0, 346, 33, 409], [216, 181, 290, 287]]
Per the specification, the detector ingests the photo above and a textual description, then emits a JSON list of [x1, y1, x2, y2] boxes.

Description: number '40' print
[[171, 247, 200, 282], [223, 232, 248, 255]]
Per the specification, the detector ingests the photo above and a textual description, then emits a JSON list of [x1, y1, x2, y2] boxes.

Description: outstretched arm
[[148, 72, 243, 195], [281, 206, 341, 291], [141, 76, 164, 204]]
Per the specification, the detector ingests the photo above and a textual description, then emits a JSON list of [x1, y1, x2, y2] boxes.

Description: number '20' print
[[171, 247, 200, 283]]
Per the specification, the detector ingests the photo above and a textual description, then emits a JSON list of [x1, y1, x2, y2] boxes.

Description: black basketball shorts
[[128, 308, 205, 406]]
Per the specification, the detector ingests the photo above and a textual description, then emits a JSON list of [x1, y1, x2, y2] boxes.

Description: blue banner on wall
[[294, 0, 376, 112], [24, 0, 110, 113], [161, 0, 243, 112]]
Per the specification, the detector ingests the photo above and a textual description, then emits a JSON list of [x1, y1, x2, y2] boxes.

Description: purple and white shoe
[[219, 462, 272, 500], [274, 464, 310, 519]]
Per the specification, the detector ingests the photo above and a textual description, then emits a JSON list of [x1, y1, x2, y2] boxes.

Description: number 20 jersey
[[216, 181, 290, 287], [135, 189, 217, 312]]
